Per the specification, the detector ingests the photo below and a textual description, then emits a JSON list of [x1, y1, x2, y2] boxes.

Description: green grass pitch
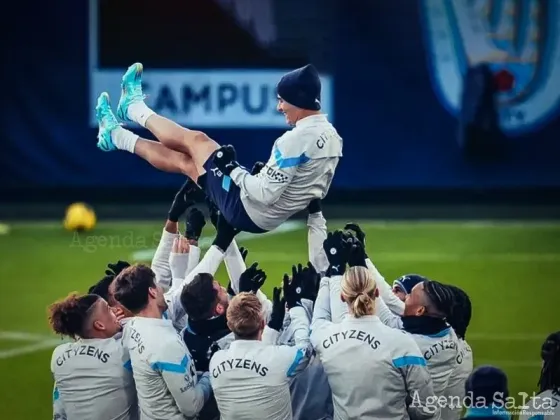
[[0, 220, 558, 419]]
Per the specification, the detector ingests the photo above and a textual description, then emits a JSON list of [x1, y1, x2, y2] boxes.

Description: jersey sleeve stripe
[[392, 356, 427, 368], [273, 145, 310, 169], [286, 348, 306, 377], [123, 360, 132, 371], [150, 355, 189, 373]]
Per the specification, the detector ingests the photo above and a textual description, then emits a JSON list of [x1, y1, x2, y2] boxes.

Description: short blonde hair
[[341, 266, 377, 318], [226, 292, 263, 338]]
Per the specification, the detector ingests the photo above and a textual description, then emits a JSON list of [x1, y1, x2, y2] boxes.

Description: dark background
[[2, 0, 559, 218]]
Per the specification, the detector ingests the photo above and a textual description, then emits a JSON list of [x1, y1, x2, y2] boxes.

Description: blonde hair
[[341, 266, 377, 318], [226, 292, 263, 338]]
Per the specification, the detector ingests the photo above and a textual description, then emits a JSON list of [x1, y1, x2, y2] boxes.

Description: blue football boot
[[96, 92, 120, 152], [117, 62, 146, 122]]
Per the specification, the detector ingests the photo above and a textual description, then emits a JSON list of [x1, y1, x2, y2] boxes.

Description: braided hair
[[538, 331, 560, 393], [48, 293, 100, 340], [423, 280, 455, 319], [446, 285, 472, 340]]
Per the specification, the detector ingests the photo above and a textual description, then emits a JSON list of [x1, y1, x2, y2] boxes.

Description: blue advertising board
[[2, 0, 560, 190]]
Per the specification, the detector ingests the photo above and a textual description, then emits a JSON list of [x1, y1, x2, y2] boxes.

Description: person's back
[[519, 331, 560, 420], [519, 388, 560, 419], [238, 114, 342, 231], [51, 337, 137, 420], [410, 327, 460, 398], [209, 291, 312, 420], [442, 338, 473, 419], [313, 315, 431, 420], [210, 339, 296, 419], [122, 317, 210, 420]]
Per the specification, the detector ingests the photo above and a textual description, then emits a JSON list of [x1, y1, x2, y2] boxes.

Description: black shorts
[[202, 150, 267, 234]]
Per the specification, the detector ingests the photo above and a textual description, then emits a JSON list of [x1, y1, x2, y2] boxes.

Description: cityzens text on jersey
[[212, 358, 269, 378], [424, 339, 457, 361], [56, 345, 110, 366], [322, 329, 381, 350]]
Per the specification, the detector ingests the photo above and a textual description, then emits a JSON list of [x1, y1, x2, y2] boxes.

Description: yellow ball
[[63, 202, 97, 232]]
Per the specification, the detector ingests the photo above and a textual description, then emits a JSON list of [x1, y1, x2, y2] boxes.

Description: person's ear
[[340, 294, 346, 303], [215, 303, 225, 316], [374, 288, 379, 298], [148, 287, 157, 299], [92, 320, 105, 331]]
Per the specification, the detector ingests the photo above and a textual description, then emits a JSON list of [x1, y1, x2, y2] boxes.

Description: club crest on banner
[[421, 0, 560, 135]]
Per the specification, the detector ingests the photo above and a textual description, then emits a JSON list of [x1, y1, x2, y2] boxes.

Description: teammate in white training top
[[95, 63, 342, 233]]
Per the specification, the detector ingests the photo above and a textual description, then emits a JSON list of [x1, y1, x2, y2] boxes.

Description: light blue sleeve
[[152, 341, 212, 418], [229, 134, 303, 206], [53, 384, 67, 420]]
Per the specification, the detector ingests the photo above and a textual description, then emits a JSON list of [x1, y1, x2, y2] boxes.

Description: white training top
[[122, 317, 212, 420], [230, 114, 342, 231], [311, 278, 439, 420], [441, 338, 473, 419], [51, 337, 138, 420], [209, 306, 312, 420], [518, 388, 560, 420]]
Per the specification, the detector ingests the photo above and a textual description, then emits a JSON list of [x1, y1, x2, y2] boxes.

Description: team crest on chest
[[420, 0, 560, 135]]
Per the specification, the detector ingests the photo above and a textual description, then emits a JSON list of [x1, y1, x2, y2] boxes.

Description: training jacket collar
[[401, 315, 449, 336], [295, 113, 328, 127], [187, 315, 229, 337]]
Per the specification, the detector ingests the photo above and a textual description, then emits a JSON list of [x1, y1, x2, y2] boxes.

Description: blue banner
[[2, 0, 560, 189]]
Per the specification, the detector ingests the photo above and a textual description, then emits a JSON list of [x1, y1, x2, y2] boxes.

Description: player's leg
[[96, 92, 199, 179], [117, 63, 219, 175]]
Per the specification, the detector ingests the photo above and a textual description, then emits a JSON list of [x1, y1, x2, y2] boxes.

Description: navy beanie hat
[[465, 365, 509, 405], [393, 274, 426, 295], [276, 64, 321, 111]]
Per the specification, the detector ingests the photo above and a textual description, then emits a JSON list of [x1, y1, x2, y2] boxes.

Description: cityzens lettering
[[456, 345, 472, 364], [424, 339, 457, 361], [212, 358, 269, 378], [129, 327, 145, 354], [56, 345, 110, 366], [322, 329, 381, 350]]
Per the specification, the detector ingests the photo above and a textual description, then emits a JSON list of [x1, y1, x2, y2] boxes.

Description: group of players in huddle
[[46, 62, 559, 419], [47, 185, 560, 420]]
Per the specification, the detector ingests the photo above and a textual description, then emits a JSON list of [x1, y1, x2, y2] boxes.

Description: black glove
[[213, 145, 239, 176], [212, 213, 239, 252], [344, 222, 368, 258], [307, 199, 322, 215], [323, 230, 349, 276], [185, 207, 206, 241], [226, 281, 236, 297], [105, 260, 130, 277], [239, 247, 248, 261], [251, 161, 265, 176], [238, 262, 267, 294], [206, 199, 220, 228], [300, 262, 321, 302], [168, 179, 202, 222], [268, 287, 285, 331], [283, 265, 305, 309], [347, 237, 367, 268]]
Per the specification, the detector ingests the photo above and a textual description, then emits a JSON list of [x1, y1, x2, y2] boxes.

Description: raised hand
[[238, 262, 267, 294], [185, 207, 206, 242], [268, 287, 286, 331]]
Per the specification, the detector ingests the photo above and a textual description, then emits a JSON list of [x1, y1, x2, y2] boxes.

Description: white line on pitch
[[0, 331, 58, 341], [0, 339, 63, 360]]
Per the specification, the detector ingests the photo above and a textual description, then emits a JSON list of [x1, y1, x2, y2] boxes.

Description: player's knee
[[187, 130, 211, 146]]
